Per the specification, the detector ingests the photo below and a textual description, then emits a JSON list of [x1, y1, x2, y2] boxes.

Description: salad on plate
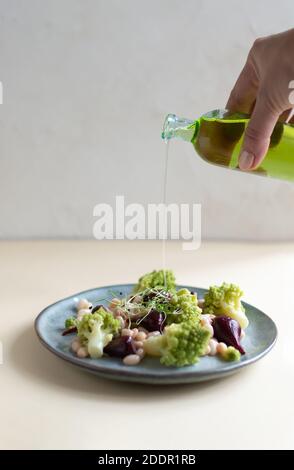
[[62, 270, 249, 368]]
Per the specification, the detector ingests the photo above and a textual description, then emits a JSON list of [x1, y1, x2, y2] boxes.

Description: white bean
[[201, 314, 212, 323], [109, 298, 120, 310], [131, 328, 139, 338], [77, 298, 91, 311], [138, 327, 149, 335], [200, 317, 208, 327], [77, 347, 88, 358], [134, 340, 144, 349], [121, 328, 133, 337], [136, 348, 145, 358], [217, 342, 228, 355], [123, 354, 141, 366], [136, 331, 147, 341], [71, 339, 81, 352], [209, 339, 218, 356]]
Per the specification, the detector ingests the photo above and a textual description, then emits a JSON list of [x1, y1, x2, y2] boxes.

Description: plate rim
[[34, 284, 278, 382]]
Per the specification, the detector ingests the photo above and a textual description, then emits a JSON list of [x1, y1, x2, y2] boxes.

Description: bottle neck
[[162, 114, 199, 142]]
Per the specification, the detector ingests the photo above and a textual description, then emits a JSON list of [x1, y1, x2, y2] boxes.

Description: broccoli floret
[[220, 346, 241, 362], [165, 288, 202, 325], [203, 283, 249, 329], [65, 316, 77, 329], [143, 321, 210, 367], [77, 308, 120, 358], [133, 269, 176, 294]]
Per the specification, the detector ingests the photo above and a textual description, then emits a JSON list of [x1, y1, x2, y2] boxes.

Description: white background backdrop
[[0, 0, 294, 240]]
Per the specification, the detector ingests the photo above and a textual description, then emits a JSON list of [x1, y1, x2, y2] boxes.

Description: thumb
[[238, 95, 279, 171]]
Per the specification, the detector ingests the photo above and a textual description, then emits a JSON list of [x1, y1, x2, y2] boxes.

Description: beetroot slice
[[212, 316, 245, 354]]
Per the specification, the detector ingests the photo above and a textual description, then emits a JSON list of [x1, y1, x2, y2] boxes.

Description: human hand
[[226, 28, 294, 170]]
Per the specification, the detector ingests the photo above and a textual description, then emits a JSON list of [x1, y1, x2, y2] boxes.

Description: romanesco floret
[[133, 269, 176, 294], [77, 308, 120, 359], [203, 283, 249, 329], [221, 346, 241, 362], [143, 321, 210, 367], [65, 316, 77, 329], [165, 288, 202, 325]]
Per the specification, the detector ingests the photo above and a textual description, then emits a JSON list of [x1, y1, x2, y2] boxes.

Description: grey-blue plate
[[35, 284, 277, 384]]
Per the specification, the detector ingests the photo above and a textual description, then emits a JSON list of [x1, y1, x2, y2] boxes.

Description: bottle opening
[[162, 114, 196, 142]]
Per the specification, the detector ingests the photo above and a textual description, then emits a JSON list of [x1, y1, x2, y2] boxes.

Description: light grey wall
[[0, 0, 294, 240]]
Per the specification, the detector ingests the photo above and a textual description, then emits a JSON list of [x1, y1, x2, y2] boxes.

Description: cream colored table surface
[[0, 240, 293, 450]]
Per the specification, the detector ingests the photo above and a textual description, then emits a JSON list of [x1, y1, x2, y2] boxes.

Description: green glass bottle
[[162, 109, 294, 181]]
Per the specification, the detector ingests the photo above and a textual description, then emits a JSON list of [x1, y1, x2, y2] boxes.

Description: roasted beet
[[62, 326, 77, 336], [104, 335, 137, 358], [212, 316, 245, 354], [91, 304, 107, 314], [140, 309, 165, 332]]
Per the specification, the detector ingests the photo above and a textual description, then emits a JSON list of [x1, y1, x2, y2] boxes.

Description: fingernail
[[239, 150, 255, 170]]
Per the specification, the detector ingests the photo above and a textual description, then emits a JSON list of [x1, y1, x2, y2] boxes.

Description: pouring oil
[[161, 140, 170, 289], [162, 109, 294, 181]]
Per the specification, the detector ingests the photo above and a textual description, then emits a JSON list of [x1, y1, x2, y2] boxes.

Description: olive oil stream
[[162, 140, 170, 289]]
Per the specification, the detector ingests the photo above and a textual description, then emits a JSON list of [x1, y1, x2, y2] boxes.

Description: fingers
[[226, 61, 258, 114], [238, 95, 279, 170]]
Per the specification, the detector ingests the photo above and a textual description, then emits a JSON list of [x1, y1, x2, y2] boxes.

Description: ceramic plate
[[35, 284, 277, 384]]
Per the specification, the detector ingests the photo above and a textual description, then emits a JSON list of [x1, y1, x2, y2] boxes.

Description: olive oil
[[162, 110, 294, 181], [162, 140, 170, 289]]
